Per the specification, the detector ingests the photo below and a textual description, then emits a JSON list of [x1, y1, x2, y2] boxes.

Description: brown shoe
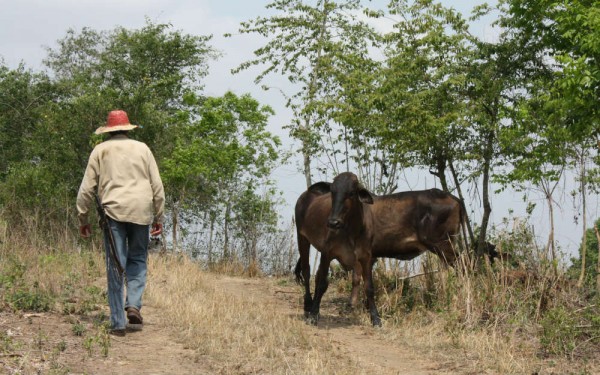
[[126, 307, 143, 331]]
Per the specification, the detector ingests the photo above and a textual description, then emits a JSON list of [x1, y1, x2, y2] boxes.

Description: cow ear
[[308, 181, 331, 195], [358, 188, 374, 204]]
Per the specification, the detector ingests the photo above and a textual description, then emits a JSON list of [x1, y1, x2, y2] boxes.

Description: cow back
[[369, 189, 462, 262]]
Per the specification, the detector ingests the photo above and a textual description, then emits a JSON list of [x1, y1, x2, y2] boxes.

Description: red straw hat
[[95, 110, 139, 134]]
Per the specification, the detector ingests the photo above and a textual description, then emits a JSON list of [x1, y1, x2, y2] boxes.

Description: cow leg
[[308, 254, 331, 325], [432, 238, 458, 267], [349, 262, 363, 309], [360, 257, 381, 327], [363, 258, 378, 310], [296, 234, 313, 317]]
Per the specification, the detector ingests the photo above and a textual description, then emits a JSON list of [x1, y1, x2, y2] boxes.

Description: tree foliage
[[230, 0, 599, 263], [0, 21, 285, 271], [1, 0, 599, 276], [161, 91, 283, 258], [376, 0, 473, 191], [231, 0, 381, 186]]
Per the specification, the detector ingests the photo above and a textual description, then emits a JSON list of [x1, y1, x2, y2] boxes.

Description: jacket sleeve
[[76, 148, 99, 226]]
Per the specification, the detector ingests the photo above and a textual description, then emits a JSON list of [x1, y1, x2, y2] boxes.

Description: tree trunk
[[303, 152, 312, 187], [449, 160, 475, 248], [172, 204, 179, 252], [577, 164, 587, 288], [288, 218, 296, 272], [476, 130, 494, 256], [435, 155, 449, 192], [208, 217, 214, 265], [223, 202, 231, 260], [577, 152, 587, 288], [300, 0, 330, 188], [251, 228, 258, 266], [539, 170, 562, 277], [594, 224, 600, 292], [546, 191, 557, 276]]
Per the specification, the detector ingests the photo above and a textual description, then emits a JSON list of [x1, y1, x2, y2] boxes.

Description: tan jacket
[[77, 134, 165, 226]]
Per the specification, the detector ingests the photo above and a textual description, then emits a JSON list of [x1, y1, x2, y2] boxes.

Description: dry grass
[[372, 253, 600, 374], [1, 217, 599, 374], [0, 220, 105, 315], [146, 254, 364, 374], [0, 226, 363, 374], [144, 249, 600, 374]]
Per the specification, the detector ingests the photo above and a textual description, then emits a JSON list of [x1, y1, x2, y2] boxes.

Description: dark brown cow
[[295, 172, 465, 326], [295, 172, 380, 326]]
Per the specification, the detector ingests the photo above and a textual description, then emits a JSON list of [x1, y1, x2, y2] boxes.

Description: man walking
[[77, 110, 165, 336]]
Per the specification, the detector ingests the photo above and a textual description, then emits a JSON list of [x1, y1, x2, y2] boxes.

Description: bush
[[0, 256, 54, 311], [540, 305, 580, 356], [6, 283, 53, 312]]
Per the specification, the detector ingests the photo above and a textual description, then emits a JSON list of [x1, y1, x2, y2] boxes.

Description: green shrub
[[72, 323, 86, 337], [7, 283, 53, 312], [0, 330, 18, 352], [0, 257, 26, 287], [540, 306, 579, 356]]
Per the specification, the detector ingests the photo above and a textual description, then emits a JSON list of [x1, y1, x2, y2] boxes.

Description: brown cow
[[295, 172, 465, 326], [295, 172, 380, 326]]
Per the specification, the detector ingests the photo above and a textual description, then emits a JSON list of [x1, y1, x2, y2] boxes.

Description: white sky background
[[1, 0, 597, 261]]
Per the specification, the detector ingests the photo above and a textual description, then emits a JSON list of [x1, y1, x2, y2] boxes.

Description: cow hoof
[[306, 314, 319, 326], [372, 317, 382, 327]]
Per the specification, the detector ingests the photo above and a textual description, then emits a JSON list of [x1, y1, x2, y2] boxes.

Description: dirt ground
[[216, 276, 460, 375], [0, 275, 460, 375], [0, 305, 203, 374]]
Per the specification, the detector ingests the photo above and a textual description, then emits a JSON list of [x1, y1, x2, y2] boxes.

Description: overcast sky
[[1, 0, 596, 259]]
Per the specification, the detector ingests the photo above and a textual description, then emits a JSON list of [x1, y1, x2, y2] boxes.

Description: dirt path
[[1, 275, 455, 374], [212, 275, 455, 375], [1, 304, 207, 374]]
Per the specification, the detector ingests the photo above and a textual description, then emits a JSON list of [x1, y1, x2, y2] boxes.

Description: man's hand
[[151, 223, 163, 236], [80, 224, 91, 238]]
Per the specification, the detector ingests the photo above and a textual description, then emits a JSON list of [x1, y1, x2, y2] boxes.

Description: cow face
[[327, 172, 373, 230]]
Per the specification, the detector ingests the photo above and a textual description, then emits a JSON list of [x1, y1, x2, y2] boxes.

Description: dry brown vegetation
[[0, 219, 599, 374], [147, 255, 370, 374]]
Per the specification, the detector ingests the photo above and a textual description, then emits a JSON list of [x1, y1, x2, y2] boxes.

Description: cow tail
[[294, 202, 306, 285], [294, 192, 314, 286]]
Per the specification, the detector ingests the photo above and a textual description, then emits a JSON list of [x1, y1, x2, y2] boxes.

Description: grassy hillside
[[1, 219, 599, 374]]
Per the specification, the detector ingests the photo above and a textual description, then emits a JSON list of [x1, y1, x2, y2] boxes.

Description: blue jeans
[[103, 219, 149, 330]]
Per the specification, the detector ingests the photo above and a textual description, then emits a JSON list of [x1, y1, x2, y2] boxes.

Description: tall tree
[[500, 0, 600, 276], [0, 63, 65, 217], [161, 91, 282, 258], [0, 63, 54, 180], [379, 0, 473, 193], [0, 21, 217, 229], [231, 0, 378, 187], [495, 64, 569, 272], [44, 21, 216, 161]]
